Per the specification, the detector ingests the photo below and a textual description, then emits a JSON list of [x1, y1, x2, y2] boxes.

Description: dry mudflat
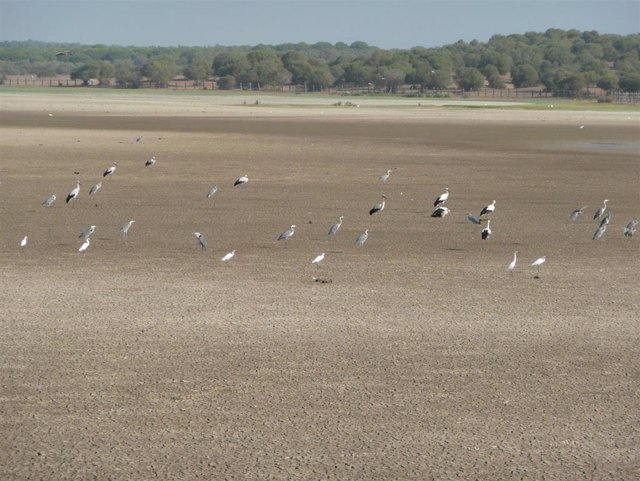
[[1, 91, 639, 480]]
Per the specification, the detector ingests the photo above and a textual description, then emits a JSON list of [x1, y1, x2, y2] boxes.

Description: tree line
[[1, 29, 639, 94]]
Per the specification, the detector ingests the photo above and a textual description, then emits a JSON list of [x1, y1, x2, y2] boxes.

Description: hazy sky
[[1, 0, 638, 49]]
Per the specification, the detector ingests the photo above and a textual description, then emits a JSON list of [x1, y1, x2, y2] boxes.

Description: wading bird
[[593, 199, 609, 220], [328, 216, 344, 236], [433, 188, 449, 207], [312, 253, 325, 266], [79, 225, 96, 239], [467, 213, 483, 225], [89, 181, 102, 196], [431, 206, 450, 218], [66, 180, 80, 204], [355, 229, 369, 247], [570, 205, 588, 221], [507, 251, 518, 273], [78, 237, 91, 254], [42, 194, 56, 207], [278, 225, 296, 247], [120, 220, 135, 236], [135, 135, 144, 143], [480, 200, 496, 217], [623, 219, 638, 237], [193, 232, 207, 252], [379, 169, 394, 184], [221, 250, 236, 262], [206, 185, 218, 198], [234, 175, 248, 186], [531, 256, 546, 278], [369, 195, 386, 216], [481, 220, 492, 240], [145, 156, 156, 167], [103, 163, 117, 178], [20, 236, 28, 248], [593, 216, 609, 240]]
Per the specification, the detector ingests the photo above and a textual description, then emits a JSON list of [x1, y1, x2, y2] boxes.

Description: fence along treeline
[[1, 29, 639, 95]]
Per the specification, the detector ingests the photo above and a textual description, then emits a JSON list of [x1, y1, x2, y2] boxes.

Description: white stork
[[433, 187, 449, 207], [66, 180, 80, 204], [234, 175, 249, 186], [431, 206, 450, 218], [369, 195, 386, 216], [103, 162, 117, 178], [145, 156, 156, 167], [480, 200, 496, 217], [481, 220, 491, 240]]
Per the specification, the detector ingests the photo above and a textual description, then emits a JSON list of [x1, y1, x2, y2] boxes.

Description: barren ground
[[1, 92, 639, 480]]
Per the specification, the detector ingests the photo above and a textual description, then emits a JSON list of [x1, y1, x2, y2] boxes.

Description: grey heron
[[369, 195, 386, 216], [433, 188, 449, 207], [431, 206, 450, 218], [66, 180, 80, 203], [193, 232, 207, 251], [593, 199, 609, 220], [20, 236, 28, 248], [120, 220, 135, 236], [89, 181, 102, 196], [481, 220, 491, 240], [278, 225, 296, 247], [593, 217, 609, 240], [234, 175, 248, 186], [206, 185, 218, 198], [379, 169, 394, 184], [42, 194, 56, 207], [531, 256, 546, 278], [480, 200, 496, 217], [103, 163, 117, 178], [623, 218, 638, 237], [79, 225, 96, 239], [221, 250, 236, 262], [467, 213, 483, 225], [570, 205, 588, 221], [355, 229, 369, 247], [78, 237, 91, 253], [145, 156, 156, 167], [507, 251, 518, 273], [312, 253, 325, 266], [328, 216, 344, 236]]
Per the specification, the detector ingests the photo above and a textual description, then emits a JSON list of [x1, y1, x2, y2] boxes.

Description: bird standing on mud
[[234, 175, 248, 187], [369, 195, 386, 216], [103, 163, 117, 178], [481, 220, 492, 240], [434, 188, 449, 207], [193, 232, 207, 251], [480, 200, 496, 217], [328, 216, 344, 236], [66, 180, 80, 204]]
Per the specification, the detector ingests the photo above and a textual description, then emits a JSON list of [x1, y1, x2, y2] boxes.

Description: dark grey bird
[[593, 199, 609, 220], [89, 181, 102, 196], [467, 213, 483, 225], [328, 215, 344, 236], [79, 225, 96, 239], [481, 220, 491, 240], [234, 175, 248, 186], [480, 200, 496, 217], [369, 195, 386, 216], [623, 218, 638, 237], [433, 187, 449, 207], [42, 194, 56, 207], [206, 185, 218, 198], [278, 225, 296, 247], [103, 163, 117, 178], [66, 180, 80, 203], [355, 229, 369, 247], [570, 205, 588, 221], [431, 206, 450, 218], [193, 232, 207, 251]]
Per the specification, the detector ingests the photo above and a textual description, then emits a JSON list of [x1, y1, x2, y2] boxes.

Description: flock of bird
[[15, 134, 637, 281]]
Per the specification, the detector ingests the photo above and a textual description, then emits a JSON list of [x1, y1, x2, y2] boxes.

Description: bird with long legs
[[278, 225, 296, 247], [369, 195, 386, 216], [328, 216, 344, 236], [593, 199, 609, 220], [531, 256, 546, 278]]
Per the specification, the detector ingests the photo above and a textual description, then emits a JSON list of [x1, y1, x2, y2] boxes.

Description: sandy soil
[[1, 92, 639, 480]]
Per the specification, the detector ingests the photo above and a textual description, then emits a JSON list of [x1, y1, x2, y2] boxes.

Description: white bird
[[193, 232, 207, 251], [467, 213, 483, 225], [379, 169, 394, 183], [431, 206, 450, 218], [355, 229, 369, 247], [103, 163, 117, 178], [623, 218, 638, 237], [234, 175, 248, 186], [145, 156, 156, 167], [570, 205, 588, 221], [480, 200, 496, 217], [79, 225, 96, 238], [312, 253, 325, 265], [531, 256, 546, 278], [328, 215, 344, 236], [593, 199, 609, 220], [120, 220, 135, 236], [20, 236, 28, 248], [66, 180, 80, 203], [221, 249, 236, 262], [369, 195, 386, 216], [481, 220, 491, 240], [507, 251, 518, 273], [433, 187, 449, 207], [78, 237, 91, 253], [206, 185, 218, 198], [278, 225, 296, 246], [42, 194, 56, 207], [89, 181, 102, 196]]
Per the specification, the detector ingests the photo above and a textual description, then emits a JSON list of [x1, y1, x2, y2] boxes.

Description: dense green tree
[[511, 64, 539, 88], [483, 64, 505, 88], [457, 67, 485, 90], [619, 71, 640, 92], [218, 75, 235, 90], [183, 55, 210, 81], [141, 55, 177, 87]]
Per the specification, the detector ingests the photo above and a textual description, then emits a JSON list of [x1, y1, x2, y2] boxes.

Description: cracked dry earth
[[1, 100, 639, 480]]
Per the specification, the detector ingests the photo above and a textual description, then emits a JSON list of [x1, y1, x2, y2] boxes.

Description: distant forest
[[1, 29, 639, 94]]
